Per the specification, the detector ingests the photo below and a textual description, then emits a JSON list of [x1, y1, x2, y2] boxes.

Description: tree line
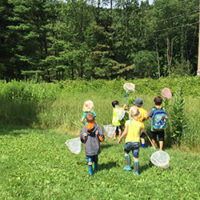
[[0, 0, 199, 81]]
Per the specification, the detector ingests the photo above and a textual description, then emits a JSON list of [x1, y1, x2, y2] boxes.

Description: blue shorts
[[86, 155, 98, 163], [124, 142, 140, 158]]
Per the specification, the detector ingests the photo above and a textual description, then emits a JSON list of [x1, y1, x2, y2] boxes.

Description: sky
[[140, 0, 154, 4]]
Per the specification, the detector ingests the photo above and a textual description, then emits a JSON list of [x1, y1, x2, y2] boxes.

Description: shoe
[[123, 166, 132, 171], [134, 171, 140, 176]]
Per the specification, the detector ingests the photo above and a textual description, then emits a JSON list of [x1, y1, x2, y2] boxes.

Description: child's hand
[[118, 138, 122, 144], [83, 133, 88, 137], [95, 131, 99, 135], [123, 104, 128, 110]]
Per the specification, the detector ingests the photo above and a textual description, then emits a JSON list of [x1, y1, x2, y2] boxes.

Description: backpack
[[152, 108, 167, 130]]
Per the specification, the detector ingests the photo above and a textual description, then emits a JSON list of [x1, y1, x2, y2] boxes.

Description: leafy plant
[[170, 88, 187, 145]]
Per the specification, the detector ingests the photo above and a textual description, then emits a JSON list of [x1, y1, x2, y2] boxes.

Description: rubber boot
[[134, 161, 139, 176], [89, 165, 93, 175], [123, 155, 132, 171]]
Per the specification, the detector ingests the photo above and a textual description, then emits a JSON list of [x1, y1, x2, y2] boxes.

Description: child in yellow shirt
[[118, 106, 145, 176]]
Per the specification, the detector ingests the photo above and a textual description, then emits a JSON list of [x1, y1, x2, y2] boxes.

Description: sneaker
[[134, 171, 140, 176], [123, 166, 132, 171]]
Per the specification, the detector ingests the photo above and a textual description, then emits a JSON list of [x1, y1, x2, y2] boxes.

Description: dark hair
[[112, 100, 119, 108], [154, 96, 163, 105]]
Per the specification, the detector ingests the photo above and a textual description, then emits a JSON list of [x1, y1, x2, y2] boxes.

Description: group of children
[[80, 96, 167, 176]]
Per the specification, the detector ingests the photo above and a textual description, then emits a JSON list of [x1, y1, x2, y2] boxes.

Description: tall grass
[[0, 77, 200, 148]]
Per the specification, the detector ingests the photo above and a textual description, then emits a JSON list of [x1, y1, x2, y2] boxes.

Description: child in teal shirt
[[81, 100, 96, 125]]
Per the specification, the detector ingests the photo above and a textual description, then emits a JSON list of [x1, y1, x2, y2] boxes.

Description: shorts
[[115, 126, 122, 136], [86, 155, 98, 163], [151, 130, 164, 141], [140, 132, 146, 138], [124, 142, 140, 158]]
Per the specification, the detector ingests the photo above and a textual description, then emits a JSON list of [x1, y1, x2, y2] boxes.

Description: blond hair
[[83, 100, 94, 112], [129, 106, 140, 118]]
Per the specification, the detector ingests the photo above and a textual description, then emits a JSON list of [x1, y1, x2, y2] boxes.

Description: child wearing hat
[[134, 98, 148, 148], [80, 112, 104, 175]]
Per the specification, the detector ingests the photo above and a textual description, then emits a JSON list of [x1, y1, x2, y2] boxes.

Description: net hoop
[[150, 150, 170, 168], [103, 125, 116, 138], [65, 137, 81, 154], [123, 83, 135, 92], [161, 88, 172, 99]]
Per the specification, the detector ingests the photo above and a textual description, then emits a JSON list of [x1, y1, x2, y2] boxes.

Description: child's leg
[[158, 130, 164, 151], [123, 143, 132, 171], [140, 131, 146, 148], [94, 155, 98, 171], [132, 143, 140, 175], [124, 153, 132, 171], [119, 126, 122, 138], [151, 132, 157, 148], [86, 156, 93, 175]]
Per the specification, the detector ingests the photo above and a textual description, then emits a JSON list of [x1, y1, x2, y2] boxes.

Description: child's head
[[134, 98, 143, 107], [86, 112, 95, 123], [83, 100, 94, 112], [129, 106, 140, 118], [112, 100, 119, 108], [154, 96, 163, 106]]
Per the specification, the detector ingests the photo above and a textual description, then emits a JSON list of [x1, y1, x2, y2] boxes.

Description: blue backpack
[[152, 108, 167, 130]]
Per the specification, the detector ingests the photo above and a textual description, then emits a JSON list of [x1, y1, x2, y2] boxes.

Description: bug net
[[123, 83, 135, 92], [103, 125, 116, 138], [65, 137, 81, 154], [161, 88, 172, 99], [150, 151, 170, 168]]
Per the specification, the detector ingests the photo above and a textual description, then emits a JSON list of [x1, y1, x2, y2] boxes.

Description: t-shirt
[[112, 107, 123, 126], [137, 107, 148, 128], [125, 119, 144, 143], [83, 111, 96, 125]]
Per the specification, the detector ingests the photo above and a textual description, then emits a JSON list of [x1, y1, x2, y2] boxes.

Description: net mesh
[[161, 88, 172, 99], [103, 125, 116, 138], [123, 83, 135, 92], [65, 137, 81, 154], [150, 151, 170, 168]]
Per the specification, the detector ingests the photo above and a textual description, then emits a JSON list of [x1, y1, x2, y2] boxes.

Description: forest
[[0, 0, 199, 80]]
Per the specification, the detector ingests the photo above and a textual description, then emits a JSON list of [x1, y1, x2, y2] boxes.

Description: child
[[81, 100, 96, 125], [112, 100, 126, 140], [118, 106, 145, 176], [134, 98, 148, 149], [148, 96, 167, 151], [80, 112, 104, 176]]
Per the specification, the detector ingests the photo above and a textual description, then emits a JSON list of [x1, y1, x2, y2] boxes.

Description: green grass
[[1, 126, 200, 199]]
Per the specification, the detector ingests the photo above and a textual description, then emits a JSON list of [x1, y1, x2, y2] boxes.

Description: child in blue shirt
[[148, 96, 167, 151], [81, 100, 96, 125]]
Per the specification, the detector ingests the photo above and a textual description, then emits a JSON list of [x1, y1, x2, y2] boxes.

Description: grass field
[[1, 126, 200, 200]]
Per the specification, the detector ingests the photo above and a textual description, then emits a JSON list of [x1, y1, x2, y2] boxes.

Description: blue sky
[[140, 0, 154, 4]]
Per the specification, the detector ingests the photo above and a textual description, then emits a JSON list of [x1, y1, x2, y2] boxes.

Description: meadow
[[0, 77, 200, 199], [0, 127, 200, 199]]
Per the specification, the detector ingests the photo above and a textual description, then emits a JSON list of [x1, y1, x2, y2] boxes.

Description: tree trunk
[[167, 37, 173, 75], [155, 37, 160, 78]]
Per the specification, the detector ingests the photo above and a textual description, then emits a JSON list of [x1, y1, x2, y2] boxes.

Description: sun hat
[[134, 98, 143, 107]]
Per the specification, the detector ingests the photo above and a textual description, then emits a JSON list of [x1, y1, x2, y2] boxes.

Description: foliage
[[0, 77, 199, 148], [170, 88, 187, 145], [0, 0, 199, 80]]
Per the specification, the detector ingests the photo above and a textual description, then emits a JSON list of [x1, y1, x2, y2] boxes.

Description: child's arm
[[118, 126, 128, 144], [80, 127, 88, 143], [81, 116, 85, 124], [96, 126, 104, 142]]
